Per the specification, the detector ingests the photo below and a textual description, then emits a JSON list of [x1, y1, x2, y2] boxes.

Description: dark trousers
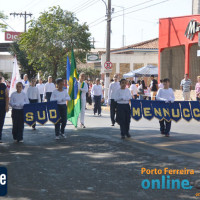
[[159, 119, 171, 134], [29, 99, 38, 128], [110, 99, 118, 125], [55, 104, 67, 136], [40, 94, 43, 102], [46, 92, 52, 102], [94, 95, 101, 115], [197, 97, 200, 101], [12, 109, 24, 141], [0, 104, 6, 140], [117, 104, 131, 137]]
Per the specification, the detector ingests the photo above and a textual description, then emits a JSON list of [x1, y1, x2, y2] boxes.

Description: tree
[[77, 67, 100, 81], [10, 41, 36, 78], [0, 11, 7, 31], [19, 6, 91, 80]]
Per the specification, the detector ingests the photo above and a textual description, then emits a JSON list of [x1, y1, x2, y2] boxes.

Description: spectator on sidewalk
[[130, 81, 138, 100], [138, 80, 146, 100], [180, 74, 192, 101], [108, 74, 120, 126], [156, 78, 175, 137], [195, 76, 200, 101], [150, 75, 158, 100]]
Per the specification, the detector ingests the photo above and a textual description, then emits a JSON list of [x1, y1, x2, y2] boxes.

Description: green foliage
[[10, 41, 36, 78], [0, 11, 7, 31], [0, 72, 9, 80], [18, 6, 91, 80], [77, 67, 100, 81]]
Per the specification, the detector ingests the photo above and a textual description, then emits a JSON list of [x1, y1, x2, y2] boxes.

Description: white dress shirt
[[36, 83, 45, 95], [27, 86, 41, 102], [10, 91, 29, 109], [156, 88, 175, 102], [115, 88, 132, 104], [91, 84, 102, 97], [78, 81, 88, 100], [108, 81, 120, 100], [44, 82, 56, 96], [22, 80, 30, 94], [50, 89, 71, 105], [130, 84, 138, 96]]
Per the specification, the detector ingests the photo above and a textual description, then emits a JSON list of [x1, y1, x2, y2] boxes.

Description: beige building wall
[[0, 54, 14, 78]]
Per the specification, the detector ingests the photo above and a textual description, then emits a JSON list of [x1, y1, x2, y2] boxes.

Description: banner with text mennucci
[[24, 101, 60, 126], [131, 100, 200, 122]]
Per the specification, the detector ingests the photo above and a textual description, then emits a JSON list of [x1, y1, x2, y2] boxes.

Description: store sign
[[5, 32, 22, 41], [86, 54, 101, 63], [185, 19, 200, 40]]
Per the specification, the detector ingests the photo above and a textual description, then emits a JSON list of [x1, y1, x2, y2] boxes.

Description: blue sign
[[0, 167, 7, 196]]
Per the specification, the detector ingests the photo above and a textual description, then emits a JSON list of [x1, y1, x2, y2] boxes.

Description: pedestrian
[[91, 78, 103, 116], [22, 74, 30, 94], [158, 80, 164, 89], [195, 76, 200, 101], [27, 78, 41, 130], [36, 78, 45, 102], [138, 80, 146, 100], [78, 73, 88, 128], [0, 76, 9, 143], [108, 74, 120, 126], [115, 79, 132, 139], [50, 78, 71, 140], [156, 78, 175, 137], [44, 76, 56, 102], [150, 75, 158, 100], [180, 74, 192, 101], [130, 80, 138, 99], [10, 82, 29, 143]]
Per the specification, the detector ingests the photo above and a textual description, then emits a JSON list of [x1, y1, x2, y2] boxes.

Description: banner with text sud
[[131, 100, 200, 122], [24, 101, 60, 126]]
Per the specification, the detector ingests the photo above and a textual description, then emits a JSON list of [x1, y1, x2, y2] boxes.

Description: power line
[[73, 0, 94, 12], [0, 19, 16, 32], [75, 0, 100, 14]]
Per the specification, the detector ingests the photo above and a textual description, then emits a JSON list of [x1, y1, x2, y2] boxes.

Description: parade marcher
[[180, 74, 192, 101], [0, 77, 9, 143], [44, 76, 56, 102], [195, 76, 200, 101], [10, 82, 29, 143], [115, 79, 132, 139], [130, 80, 138, 99], [150, 75, 158, 100], [108, 74, 120, 126], [156, 78, 175, 137], [91, 78, 103, 116], [158, 80, 164, 89], [22, 74, 30, 94], [27, 78, 41, 130], [78, 73, 88, 128], [50, 78, 71, 140], [36, 78, 45, 102]]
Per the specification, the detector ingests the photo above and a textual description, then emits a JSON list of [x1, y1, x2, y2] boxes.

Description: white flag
[[9, 57, 21, 97]]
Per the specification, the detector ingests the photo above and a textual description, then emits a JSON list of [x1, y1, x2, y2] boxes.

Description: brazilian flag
[[67, 49, 81, 127]]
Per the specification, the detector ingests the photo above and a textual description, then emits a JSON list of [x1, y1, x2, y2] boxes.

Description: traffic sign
[[104, 61, 112, 69]]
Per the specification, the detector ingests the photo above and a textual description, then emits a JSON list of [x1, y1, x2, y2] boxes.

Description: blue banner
[[131, 100, 200, 122], [35, 103, 48, 125], [131, 100, 142, 121], [46, 101, 60, 124], [24, 103, 37, 126], [190, 101, 200, 121]]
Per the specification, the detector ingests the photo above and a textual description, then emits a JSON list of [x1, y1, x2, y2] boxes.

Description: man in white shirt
[[22, 74, 29, 94], [108, 74, 120, 126], [36, 78, 45, 102], [91, 78, 102, 116], [156, 78, 175, 137], [130, 80, 138, 99], [44, 76, 56, 102], [78, 73, 88, 128]]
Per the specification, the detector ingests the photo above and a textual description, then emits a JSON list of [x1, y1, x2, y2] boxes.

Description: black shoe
[[126, 133, 131, 138], [161, 131, 165, 135], [121, 136, 125, 140], [111, 124, 114, 126], [165, 133, 170, 137]]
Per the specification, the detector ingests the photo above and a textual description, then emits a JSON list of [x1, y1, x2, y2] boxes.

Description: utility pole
[[10, 12, 32, 32]]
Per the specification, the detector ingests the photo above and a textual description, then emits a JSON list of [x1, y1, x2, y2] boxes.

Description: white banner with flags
[[9, 57, 21, 97]]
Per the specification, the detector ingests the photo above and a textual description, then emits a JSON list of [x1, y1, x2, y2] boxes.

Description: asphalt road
[[0, 108, 200, 200]]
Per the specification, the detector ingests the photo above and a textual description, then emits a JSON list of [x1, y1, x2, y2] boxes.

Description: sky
[[0, 0, 192, 49]]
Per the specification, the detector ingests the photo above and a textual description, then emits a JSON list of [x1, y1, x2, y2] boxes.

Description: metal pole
[[24, 11, 26, 32]]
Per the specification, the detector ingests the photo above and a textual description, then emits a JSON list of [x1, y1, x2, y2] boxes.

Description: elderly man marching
[[78, 73, 88, 128]]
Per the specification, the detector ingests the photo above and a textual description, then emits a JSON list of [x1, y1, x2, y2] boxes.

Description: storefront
[[159, 15, 200, 89]]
